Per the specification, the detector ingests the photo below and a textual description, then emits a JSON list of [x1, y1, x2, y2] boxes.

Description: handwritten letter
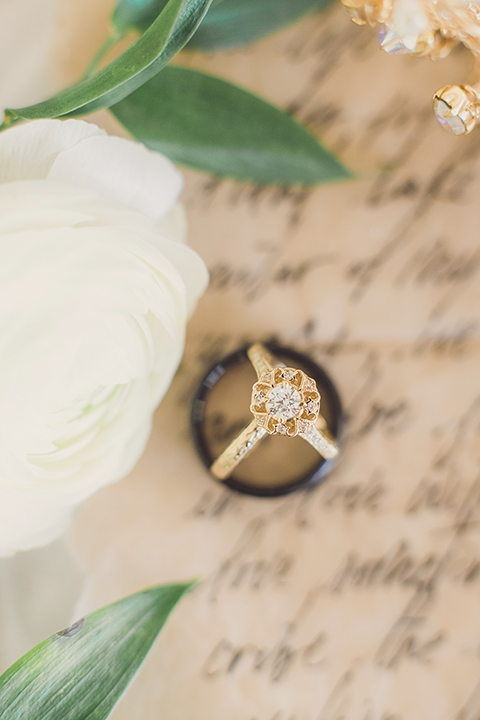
[[71, 7, 480, 719]]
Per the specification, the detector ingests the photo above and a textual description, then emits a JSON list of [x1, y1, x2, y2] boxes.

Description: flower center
[[266, 384, 301, 420]]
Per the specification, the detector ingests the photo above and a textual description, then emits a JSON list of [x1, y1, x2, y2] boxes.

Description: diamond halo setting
[[250, 366, 321, 436]]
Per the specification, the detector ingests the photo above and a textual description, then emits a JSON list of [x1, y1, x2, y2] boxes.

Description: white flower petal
[[0, 180, 96, 235], [144, 232, 209, 316], [156, 202, 188, 244], [0, 119, 104, 183], [0, 488, 73, 557], [48, 135, 184, 221], [0, 118, 208, 555]]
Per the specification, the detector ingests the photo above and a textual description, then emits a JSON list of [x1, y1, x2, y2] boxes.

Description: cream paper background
[[5, 1, 480, 718]]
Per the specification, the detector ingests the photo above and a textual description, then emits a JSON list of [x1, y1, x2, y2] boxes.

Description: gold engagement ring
[[211, 343, 340, 480]]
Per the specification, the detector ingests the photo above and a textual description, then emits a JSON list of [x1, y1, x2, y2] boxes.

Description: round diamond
[[434, 99, 465, 134], [432, 87, 477, 136], [266, 383, 302, 420]]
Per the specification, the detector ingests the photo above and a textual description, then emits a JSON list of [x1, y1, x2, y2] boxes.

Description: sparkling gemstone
[[297, 421, 309, 432], [283, 369, 294, 381], [276, 424, 287, 434], [433, 99, 466, 135], [266, 383, 302, 419], [254, 392, 264, 403], [306, 400, 318, 414], [378, 26, 418, 54]]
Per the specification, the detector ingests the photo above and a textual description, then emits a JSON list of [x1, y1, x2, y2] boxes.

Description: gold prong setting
[[432, 84, 480, 135], [250, 367, 321, 437], [340, 0, 480, 134]]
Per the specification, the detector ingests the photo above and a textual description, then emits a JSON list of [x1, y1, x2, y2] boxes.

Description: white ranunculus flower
[[0, 119, 208, 557]]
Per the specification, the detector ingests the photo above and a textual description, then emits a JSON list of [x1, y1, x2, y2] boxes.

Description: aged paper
[[50, 3, 480, 719]]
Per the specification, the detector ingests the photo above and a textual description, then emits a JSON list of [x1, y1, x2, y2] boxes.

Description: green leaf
[[111, 65, 352, 186], [112, 0, 171, 34], [0, 582, 194, 720], [109, 0, 334, 50], [188, 0, 336, 51], [112, 0, 225, 34], [1, 0, 213, 126]]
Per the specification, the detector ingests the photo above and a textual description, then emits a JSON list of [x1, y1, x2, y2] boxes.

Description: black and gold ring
[[191, 343, 344, 497]]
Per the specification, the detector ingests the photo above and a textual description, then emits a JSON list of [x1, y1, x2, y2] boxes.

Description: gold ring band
[[211, 343, 340, 480]]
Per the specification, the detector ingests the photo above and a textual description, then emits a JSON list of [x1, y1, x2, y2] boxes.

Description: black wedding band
[[191, 343, 345, 497]]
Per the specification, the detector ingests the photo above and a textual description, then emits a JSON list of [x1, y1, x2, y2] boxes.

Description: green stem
[[83, 30, 125, 79]]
